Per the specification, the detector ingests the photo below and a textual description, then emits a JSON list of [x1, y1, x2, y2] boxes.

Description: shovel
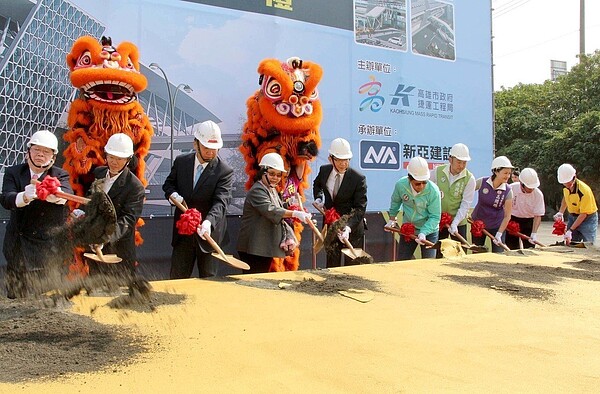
[[508, 230, 547, 248], [549, 241, 587, 248], [83, 244, 122, 264], [443, 224, 488, 253], [311, 202, 328, 253], [169, 196, 250, 270], [467, 218, 516, 253], [340, 237, 373, 263]]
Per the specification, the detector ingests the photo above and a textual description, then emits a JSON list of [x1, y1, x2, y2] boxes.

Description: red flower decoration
[[400, 222, 416, 242], [470, 220, 485, 237], [324, 207, 341, 225], [552, 220, 566, 236], [439, 212, 453, 230], [506, 220, 521, 235], [175, 208, 202, 235], [35, 176, 61, 200]]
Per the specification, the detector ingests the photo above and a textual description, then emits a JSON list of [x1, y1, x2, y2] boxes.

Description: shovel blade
[[211, 253, 250, 270], [83, 253, 122, 264], [341, 247, 369, 259]]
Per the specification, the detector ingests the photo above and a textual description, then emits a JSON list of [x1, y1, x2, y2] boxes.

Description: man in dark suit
[[85, 133, 146, 290], [0, 130, 72, 298], [163, 120, 234, 278], [313, 138, 368, 268]]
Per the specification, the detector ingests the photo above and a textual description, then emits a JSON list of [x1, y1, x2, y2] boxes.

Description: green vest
[[435, 165, 472, 225]]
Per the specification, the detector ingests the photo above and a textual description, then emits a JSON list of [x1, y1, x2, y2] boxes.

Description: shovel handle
[[295, 193, 324, 242], [342, 237, 358, 258], [32, 179, 91, 205], [94, 245, 106, 262], [467, 218, 511, 252], [312, 201, 326, 216], [383, 226, 435, 247], [511, 231, 547, 247]]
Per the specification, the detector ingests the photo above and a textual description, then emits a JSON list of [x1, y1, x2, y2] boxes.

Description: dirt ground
[[1, 242, 600, 391]]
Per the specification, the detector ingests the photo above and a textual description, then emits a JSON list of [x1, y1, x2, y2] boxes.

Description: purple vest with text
[[471, 177, 510, 230]]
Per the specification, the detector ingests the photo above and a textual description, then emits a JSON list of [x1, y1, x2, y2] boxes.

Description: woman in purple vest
[[471, 156, 514, 253]]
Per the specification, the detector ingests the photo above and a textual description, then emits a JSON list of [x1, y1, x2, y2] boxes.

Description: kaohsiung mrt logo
[[358, 75, 416, 113], [360, 140, 400, 170]]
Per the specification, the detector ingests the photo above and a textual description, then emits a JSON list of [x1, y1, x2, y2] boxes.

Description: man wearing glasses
[[554, 163, 598, 245], [505, 168, 545, 249], [386, 156, 441, 260], [0, 130, 72, 298], [313, 138, 367, 267]]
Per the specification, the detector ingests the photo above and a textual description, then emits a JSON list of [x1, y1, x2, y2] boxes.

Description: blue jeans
[[397, 231, 439, 260], [568, 212, 598, 244]]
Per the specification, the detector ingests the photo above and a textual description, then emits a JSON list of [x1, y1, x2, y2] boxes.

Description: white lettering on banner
[[364, 146, 398, 165]]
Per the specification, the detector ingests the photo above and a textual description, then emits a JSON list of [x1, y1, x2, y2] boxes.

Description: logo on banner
[[360, 140, 400, 170]]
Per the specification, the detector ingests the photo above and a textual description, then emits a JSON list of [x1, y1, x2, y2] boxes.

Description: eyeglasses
[[266, 171, 283, 178], [412, 181, 428, 186]]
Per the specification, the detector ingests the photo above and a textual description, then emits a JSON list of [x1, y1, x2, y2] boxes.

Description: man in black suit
[[85, 133, 146, 290], [0, 130, 72, 298], [313, 138, 368, 267], [163, 120, 234, 278]]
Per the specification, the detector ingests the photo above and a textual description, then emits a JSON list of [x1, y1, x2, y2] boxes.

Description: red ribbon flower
[[506, 220, 521, 235], [175, 208, 202, 235], [35, 176, 61, 200], [324, 207, 341, 225], [439, 212, 453, 231], [470, 220, 485, 237], [552, 220, 566, 236], [400, 222, 416, 243]]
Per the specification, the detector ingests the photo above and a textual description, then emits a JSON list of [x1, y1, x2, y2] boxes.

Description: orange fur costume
[[240, 57, 323, 271], [63, 36, 153, 248]]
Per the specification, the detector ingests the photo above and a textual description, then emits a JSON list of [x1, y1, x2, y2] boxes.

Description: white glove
[[24, 184, 37, 201], [553, 212, 564, 221], [72, 209, 85, 219], [292, 210, 312, 224], [493, 231, 503, 246], [337, 226, 351, 242], [46, 187, 66, 204], [528, 232, 537, 245], [196, 220, 211, 240], [564, 230, 572, 244], [384, 219, 397, 231], [314, 198, 324, 210], [170, 192, 184, 205], [415, 233, 427, 245], [449, 222, 458, 235]]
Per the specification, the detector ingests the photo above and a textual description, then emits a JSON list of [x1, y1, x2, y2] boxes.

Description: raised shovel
[[34, 177, 122, 264], [295, 193, 324, 245], [312, 201, 372, 263], [169, 196, 250, 271]]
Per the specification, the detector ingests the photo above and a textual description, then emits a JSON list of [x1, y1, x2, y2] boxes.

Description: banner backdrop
[[64, 0, 493, 213]]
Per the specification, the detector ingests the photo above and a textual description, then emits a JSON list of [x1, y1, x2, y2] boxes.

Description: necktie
[[332, 173, 341, 199], [194, 164, 203, 186]]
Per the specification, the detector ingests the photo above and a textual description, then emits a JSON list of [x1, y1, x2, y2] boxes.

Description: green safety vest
[[435, 165, 472, 226]]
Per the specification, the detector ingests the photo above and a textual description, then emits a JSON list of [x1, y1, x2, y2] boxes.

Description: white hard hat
[[491, 156, 514, 170], [407, 156, 430, 181], [259, 152, 287, 173], [328, 138, 353, 159], [27, 130, 58, 153], [557, 163, 576, 184], [193, 120, 223, 149], [519, 167, 540, 188], [105, 133, 134, 158], [449, 143, 471, 161]]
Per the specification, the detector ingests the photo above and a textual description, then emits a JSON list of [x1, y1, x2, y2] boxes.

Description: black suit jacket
[[0, 164, 72, 268], [91, 167, 145, 264], [162, 152, 233, 253], [313, 164, 367, 238]]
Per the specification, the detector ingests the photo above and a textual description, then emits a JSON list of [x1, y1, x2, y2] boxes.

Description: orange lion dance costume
[[63, 36, 152, 268], [240, 57, 323, 271], [64, 36, 152, 197]]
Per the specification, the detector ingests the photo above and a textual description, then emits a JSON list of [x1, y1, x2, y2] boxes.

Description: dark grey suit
[[163, 152, 233, 278], [313, 164, 367, 267]]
